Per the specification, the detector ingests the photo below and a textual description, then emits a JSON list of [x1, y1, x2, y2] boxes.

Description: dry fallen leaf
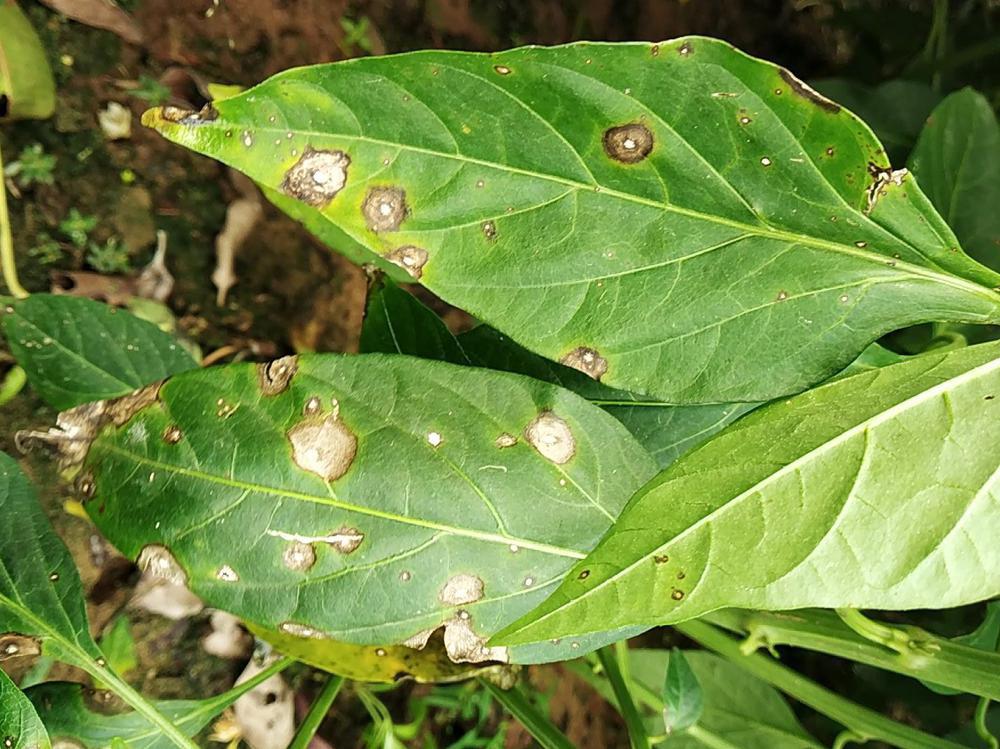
[[233, 657, 295, 749], [214, 174, 263, 305], [38, 0, 143, 45]]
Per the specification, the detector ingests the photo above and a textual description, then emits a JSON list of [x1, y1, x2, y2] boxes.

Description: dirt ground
[[2, 1, 994, 746]]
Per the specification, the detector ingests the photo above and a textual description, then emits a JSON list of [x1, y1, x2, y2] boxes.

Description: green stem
[[676, 620, 967, 749], [685, 725, 742, 749], [833, 730, 868, 749], [289, 674, 345, 749], [93, 665, 199, 749], [836, 609, 941, 657], [596, 646, 649, 749], [705, 609, 1000, 700], [480, 679, 576, 749], [975, 697, 998, 749], [0, 139, 28, 299]]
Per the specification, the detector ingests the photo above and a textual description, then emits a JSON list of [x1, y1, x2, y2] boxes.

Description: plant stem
[[0, 139, 28, 299], [836, 609, 941, 657], [975, 697, 998, 749], [706, 609, 1000, 700], [676, 620, 967, 749], [94, 665, 200, 749], [596, 646, 649, 749], [289, 674, 345, 749], [479, 679, 576, 749]]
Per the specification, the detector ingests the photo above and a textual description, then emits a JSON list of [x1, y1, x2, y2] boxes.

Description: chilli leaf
[[0, 669, 50, 749], [1, 295, 197, 410], [62, 354, 655, 666], [0, 452, 197, 749], [661, 648, 703, 735], [909, 88, 1000, 272], [584, 649, 821, 748], [495, 341, 1000, 645], [143, 38, 1000, 404], [26, 658, 292, 749], [361, 279, 754, 469]]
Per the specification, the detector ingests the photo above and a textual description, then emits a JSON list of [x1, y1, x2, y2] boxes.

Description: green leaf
[[495, 341, 1000, 645], [0, 1, 56, 121], [909, 88, 1000, 272], [583, 649, 820, 748], [361, 279, 754, 470], [810, 79, 939, 164], [923, 602, 1000, 696], [0, 669, 50, 749], [63, 354, 655, 666], [142, 38, 1000, 404], [0, 451, 198, 749], [661, 648, 703, 734], [1, 295, 197, 410], [27, 658, 293, 749], [98, 616, 138, 681]]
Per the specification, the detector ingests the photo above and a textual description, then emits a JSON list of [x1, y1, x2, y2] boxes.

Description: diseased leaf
[[143, 38, 1000, 404], [0, 450, 104, 671], [1, 295, 197, 410], [495, 342, 1000, 645], [628, 650, 821, 748], [0, 669, 50, 749], [909, 89, 1000, 272], [27, 660, 290, 749], [361, 280, 754, 470], [810, 79, 939, 163], [0, 1, 56, 121], [661, 648, 703, 734], [55, 354, 655, 666]]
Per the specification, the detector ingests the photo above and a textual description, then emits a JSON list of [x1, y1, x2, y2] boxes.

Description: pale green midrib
[[1, 594, 196, 749], [6, 312, 136, 391], [98, 443, 585, 560], [509, 352, 1000, 637], [187, 121, 1000, 309]]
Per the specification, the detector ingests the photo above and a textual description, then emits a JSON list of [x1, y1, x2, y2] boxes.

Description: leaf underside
[[77, 354, 655, 664], [496, 342, 1000, 645], [145, 37, 1000, 403]]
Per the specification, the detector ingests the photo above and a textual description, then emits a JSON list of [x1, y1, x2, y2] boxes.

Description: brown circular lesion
[[602, 123, 654, 164], [362, 185, 409, 233], [258, 355, 298, 396], [385, 245, 429, 279]]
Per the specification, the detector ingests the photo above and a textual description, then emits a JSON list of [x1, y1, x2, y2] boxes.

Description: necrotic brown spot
[[163, 424, 183, 444], [283, 541, 316, 571], [281, 148, 350, 207], [385, 245, 428, 279], [439, 573, 484, 606], [137, 545, 187, 585], [328, 527, 364, 554], [778, 69, 840, 113], [677, 41, 693, 56], [603, 123, 654, 164], [362, 186, 409, 233], [0, 634, 41, 660], [560, 347, 608, 380], [524, 411, 576, 464], [482, 221, 497, 241], [258, 355, 298, 396], [287, 412, 358, 482], [76, 472, 96, 499]]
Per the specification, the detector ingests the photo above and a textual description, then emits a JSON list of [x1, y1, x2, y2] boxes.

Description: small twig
[[0, 139, 29, 299]]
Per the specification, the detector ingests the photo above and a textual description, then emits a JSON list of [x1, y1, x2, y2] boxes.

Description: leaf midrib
[[507, 351, 1000, 637], [98, 443, 585, 559], [226, 123, 1000, 306]]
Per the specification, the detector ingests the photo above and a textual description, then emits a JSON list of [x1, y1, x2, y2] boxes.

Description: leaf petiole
[[0, 139, 29, 298]]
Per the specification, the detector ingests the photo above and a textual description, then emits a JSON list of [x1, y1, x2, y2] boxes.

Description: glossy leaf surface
[[144, 38, 1000, 403], [76, 354, 655, 664], [496, 342, 1000, 645], [1, 295, 197, 410], [909, 88, 1000, 272], [0, 669, 50, 749], [361, 280, 753, 469]]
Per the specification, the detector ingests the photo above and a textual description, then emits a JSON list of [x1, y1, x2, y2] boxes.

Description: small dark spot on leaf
[[826, 147, 835, 157], [281, 148, 350, 207], [560, 347, 608, 380], [362, 186, 409, 232], [677, 571, 686, 580], [385, 245, 428, 279], [654, 554, 669, 564], [258, 355, 298, 396], [76, 471, 96, 499], [493, 65, 511, 75], [603, 123, 654, 164], [578, 569, 590, 580], [650, 44, 660, 56], [778, 69, 840, 112], [985, 395, 995, 400], [677, 41, 693, 56], [671, 589, 685, 600], [482, 221, 497, 241]]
